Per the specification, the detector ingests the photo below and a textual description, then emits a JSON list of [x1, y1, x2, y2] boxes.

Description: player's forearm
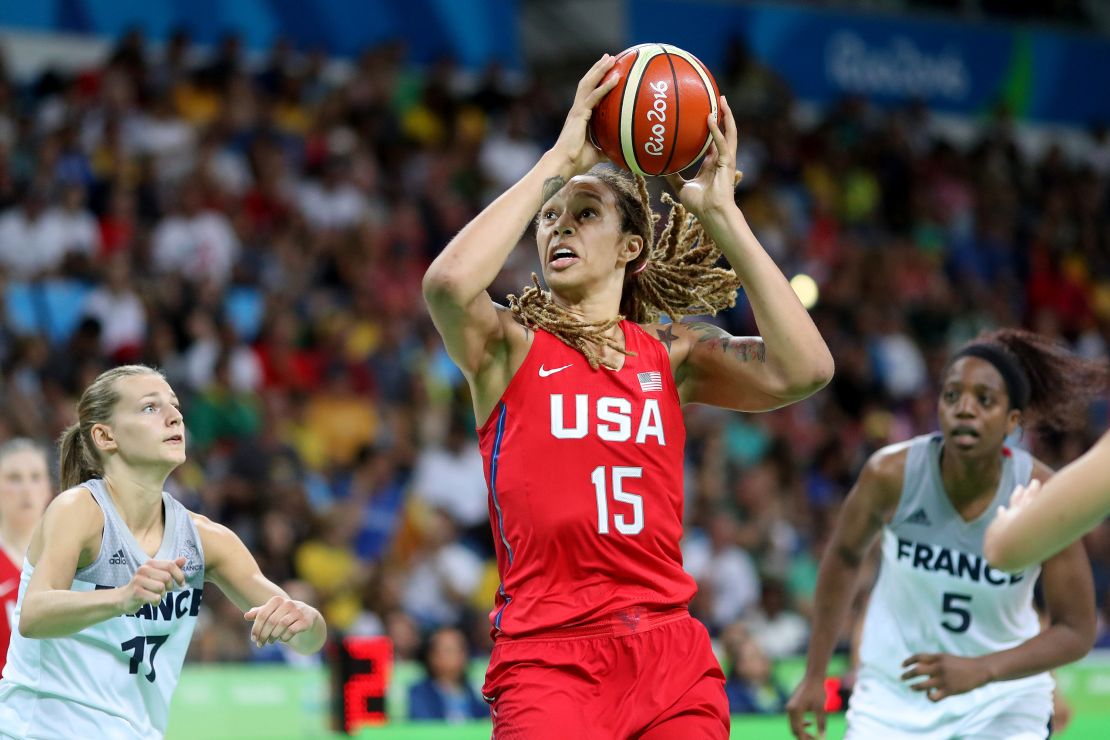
[[423, 151, 578, 306], [979, 625, 1092, 684], [20, 587, 126, 638], [288, 607, 327, 655], [699, 206, 833, 399], [802, 549, 863, 679], [986, 432, 1110, 571]]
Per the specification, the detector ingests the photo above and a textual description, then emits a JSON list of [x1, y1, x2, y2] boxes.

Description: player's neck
[[551, 283, 623, 327], [101, 467, 166, 536], [939, 445, 1003, 504]]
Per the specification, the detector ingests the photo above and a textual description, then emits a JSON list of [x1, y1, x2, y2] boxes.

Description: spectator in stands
[[298, 155, 374, 232], [721, 622, 789, 714], [151, 177, 239, 285], [82, 253, 145, 361], [683, 510, 761, 633], [410, 413, 491, 555], [408, 627, 488, 722], [0, 185, 68, 278], [744, 578, 809, 659], [51, 181, 100, 267], [401, 507, 483, 631]]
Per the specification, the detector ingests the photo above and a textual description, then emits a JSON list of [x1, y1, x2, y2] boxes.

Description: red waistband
[[497, 606, 689, 643]]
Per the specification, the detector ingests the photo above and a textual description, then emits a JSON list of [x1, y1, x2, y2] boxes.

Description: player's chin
[[543, 265, 587, 293], [161, 447, 188, 465]]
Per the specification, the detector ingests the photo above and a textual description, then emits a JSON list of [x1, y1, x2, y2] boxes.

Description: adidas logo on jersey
[[108, 548, 128, 565], [905, 508, 931, 526]]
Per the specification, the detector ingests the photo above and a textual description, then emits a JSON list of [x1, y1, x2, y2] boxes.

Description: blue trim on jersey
[[489, 403, 513, 630]]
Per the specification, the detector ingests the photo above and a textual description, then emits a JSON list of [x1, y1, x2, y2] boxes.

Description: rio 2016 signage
[[631, 0, 1110, 126], [825, 32, 971, 102]]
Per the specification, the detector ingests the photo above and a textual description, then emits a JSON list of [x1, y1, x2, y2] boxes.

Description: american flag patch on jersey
[[638, 371, 663, 392]]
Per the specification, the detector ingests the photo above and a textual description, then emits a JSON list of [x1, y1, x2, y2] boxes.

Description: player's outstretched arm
[[20, 488, 185, 638], [786, 448, 902, 740], [666, 96, 833, 412], [194, 514, 326, 655], [423, 55, 619, 378], [986, 430, 1110, 571]]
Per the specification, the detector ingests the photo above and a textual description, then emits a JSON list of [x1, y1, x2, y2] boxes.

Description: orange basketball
[[590, 43, 720, 177]]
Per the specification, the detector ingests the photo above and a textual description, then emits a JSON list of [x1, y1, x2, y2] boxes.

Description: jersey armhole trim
[[73, 487, 108, 577]]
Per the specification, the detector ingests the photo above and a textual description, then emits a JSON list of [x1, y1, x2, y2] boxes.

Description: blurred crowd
[[0, 26, 1107, 719]]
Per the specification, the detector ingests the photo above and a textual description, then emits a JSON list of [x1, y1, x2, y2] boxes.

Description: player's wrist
[[977, 655, 999, 684], [538, 150, 587, 181], [801, 662, 829, 683], [109, 586, 130, 617]]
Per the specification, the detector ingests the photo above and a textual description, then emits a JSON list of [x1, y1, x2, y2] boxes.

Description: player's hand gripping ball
[[590, 43, 720, 176]]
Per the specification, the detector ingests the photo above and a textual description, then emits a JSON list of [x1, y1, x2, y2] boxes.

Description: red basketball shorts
[[481, 608, 729, 740]]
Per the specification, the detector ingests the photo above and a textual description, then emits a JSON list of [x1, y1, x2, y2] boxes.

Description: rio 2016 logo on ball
[[590, 43, 720, 177]]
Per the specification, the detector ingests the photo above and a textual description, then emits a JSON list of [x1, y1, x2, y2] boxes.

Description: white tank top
[[849, 434, 1052, 730], [0, 479, 206, 739]]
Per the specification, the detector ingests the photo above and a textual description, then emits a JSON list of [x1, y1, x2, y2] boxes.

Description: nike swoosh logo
[[538, 363, 573, 377], [0, 580, 18, 599]]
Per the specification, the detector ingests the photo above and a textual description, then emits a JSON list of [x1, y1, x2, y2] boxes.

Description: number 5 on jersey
[[941, 592, 972, 633], [592, 466, 644, 535]]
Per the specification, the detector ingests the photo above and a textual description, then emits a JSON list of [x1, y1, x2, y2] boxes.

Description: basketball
[[590, 43, 720, 176]]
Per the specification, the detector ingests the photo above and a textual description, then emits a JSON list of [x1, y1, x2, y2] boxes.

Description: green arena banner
[[166, 654, 1110, 739]]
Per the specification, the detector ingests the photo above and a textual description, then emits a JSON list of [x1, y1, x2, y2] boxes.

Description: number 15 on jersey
[[592, 466, 644, 535]]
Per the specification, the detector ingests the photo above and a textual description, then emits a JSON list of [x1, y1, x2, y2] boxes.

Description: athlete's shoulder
[[188, 513, 239, 569], [29, 486, 104, 566], [44, 486, 103, 529], [637, 320, 690, 356], [859, 442, 912, 502], [494, 304, 536, 349], [188, 511, 220, 537], [1029, 456, 1054, 484], [869, 440, 913, 473]]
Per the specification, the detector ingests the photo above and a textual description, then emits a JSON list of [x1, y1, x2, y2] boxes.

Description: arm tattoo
[[655, 325, 677, 352], [542, 176, 566, 204], [685, 322, 766, 363]]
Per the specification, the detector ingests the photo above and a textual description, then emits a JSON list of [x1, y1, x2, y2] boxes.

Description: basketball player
[[423, 55, 834, 738], [986, 429, 1110, 571], [787, 330, 1102, 740], [0, 365, 326, 739], [0, 439, 52, 675]]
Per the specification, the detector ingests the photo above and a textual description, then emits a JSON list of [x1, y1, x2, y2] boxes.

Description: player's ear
[[1006, 408, 1022, 436], [620, 234, 644, 265], [90, 423, 116, 453]]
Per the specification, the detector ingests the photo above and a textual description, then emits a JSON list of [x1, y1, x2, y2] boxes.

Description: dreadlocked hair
[[509, 167, 742, 369]]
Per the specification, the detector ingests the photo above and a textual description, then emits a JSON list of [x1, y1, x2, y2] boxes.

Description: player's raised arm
[[986, 430, 1110, 571], [194, 514, 326, 655], [786, 447, 903, 740], [422, 55, 618, 378], [666, 97, 833, 411]]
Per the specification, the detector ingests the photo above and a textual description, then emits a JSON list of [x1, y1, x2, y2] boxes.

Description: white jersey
[[848, 434, 1053, 737], [0, 479, 205, 739]]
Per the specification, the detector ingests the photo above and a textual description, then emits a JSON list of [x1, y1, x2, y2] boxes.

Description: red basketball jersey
[[0, 547, 21, 675], [477, 321, 695, 637]]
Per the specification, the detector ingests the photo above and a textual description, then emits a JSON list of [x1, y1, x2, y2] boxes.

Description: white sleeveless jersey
[[848, 434, 1053, 735], [0, 479, 205, 739]]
